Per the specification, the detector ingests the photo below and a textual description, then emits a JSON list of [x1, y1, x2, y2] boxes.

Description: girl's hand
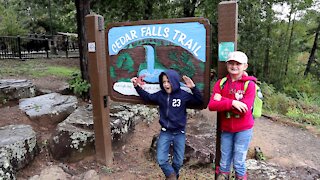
[[232, 100, 248, 113], [213, 93, 222, 101], [182, 75, 195, 88]]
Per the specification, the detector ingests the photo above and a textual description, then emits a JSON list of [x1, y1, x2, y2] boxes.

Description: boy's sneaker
[[166, 173, 177, 180], [217, 173, 229, 180]]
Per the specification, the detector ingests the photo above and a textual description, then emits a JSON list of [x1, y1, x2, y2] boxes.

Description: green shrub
[[283, 74, 320, 99], [68, 72, 90, 97], [261, 81, 320, 127], [286, 107, 301, 120], [287, 107, 320, 126], [261, 82, 296, 114]]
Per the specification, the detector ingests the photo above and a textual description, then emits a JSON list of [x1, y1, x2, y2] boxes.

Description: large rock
[[184, 110, 216, 165], [0, 79, 35, 102], [29, 166, 99, 180], [110, 102, 158, 140], [247, 159, 320, 179], [36, 82, 71, 96], [19, 93, 78, 126], [49, 105, 95, 162], [0, 125, 37, 179], [110, 102, 158, 125], [28, 165, 71, 180], [49, 103, 158, 162], [0, 148, 15, 180]]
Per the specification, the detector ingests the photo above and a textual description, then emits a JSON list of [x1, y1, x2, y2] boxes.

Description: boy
[[208, 51, 256, 180], [131, 69, 203, 180]]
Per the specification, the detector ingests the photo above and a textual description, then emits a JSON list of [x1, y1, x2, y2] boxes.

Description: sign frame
[[105, 18, 212, 109]]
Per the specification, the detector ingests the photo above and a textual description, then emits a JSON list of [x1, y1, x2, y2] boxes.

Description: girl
[[208, 51, 256, 180]]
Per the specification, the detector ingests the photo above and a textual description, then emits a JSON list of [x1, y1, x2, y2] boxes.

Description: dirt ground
[[1, 58, 319, 179]]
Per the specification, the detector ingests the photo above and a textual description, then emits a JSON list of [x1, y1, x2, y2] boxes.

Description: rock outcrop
[[0, 125, 37, 179], [49, 103, 158, 162], [19, 93, 78, 126], [0, 79, 35, 102]]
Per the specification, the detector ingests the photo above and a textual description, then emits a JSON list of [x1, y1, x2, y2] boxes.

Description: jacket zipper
[[166, 94, 170, 129]]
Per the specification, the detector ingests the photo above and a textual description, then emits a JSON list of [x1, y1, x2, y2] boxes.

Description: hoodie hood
[[159, 69, 180, 93]]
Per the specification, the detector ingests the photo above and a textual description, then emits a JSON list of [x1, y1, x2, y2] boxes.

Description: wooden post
[[216, 1, 238, 178], [85, 14, 113, 165]]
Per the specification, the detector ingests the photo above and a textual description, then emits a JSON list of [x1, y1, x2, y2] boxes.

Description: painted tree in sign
[[169, 51, 196, 78], [110, 52, 135, 82]]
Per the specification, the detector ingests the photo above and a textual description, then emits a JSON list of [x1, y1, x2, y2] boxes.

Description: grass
[[0, 58, 79, 78], [31, 66, 78, 77]]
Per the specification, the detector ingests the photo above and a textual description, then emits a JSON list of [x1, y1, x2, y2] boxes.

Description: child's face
[[162, 75, 172, 94], [226, 60, 248, 76]]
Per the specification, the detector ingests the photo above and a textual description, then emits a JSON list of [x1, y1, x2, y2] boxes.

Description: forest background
[[0, 0, 320, 131]]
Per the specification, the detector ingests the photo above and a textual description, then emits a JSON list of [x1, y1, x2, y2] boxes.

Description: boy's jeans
[[219, 128, 253, 176], [157, 130, 185, 177]]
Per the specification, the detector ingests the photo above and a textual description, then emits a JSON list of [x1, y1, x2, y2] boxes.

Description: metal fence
[[0, 35, 79, 59]]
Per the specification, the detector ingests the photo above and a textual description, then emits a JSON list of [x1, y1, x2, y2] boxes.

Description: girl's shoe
[[235, 173, 247, 180]]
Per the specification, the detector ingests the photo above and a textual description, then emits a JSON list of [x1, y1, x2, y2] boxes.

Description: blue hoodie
[[135, 69, 203, 131]]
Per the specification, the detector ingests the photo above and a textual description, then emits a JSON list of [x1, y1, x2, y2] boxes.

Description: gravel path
[[251, 117, 320, 170]]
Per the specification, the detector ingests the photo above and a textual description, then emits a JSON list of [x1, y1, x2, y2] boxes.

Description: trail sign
[[106, 18, 211, 108]]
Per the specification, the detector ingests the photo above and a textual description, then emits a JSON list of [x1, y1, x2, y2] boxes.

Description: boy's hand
[[131, 75, 146, 87], [136, 75, 145, 86], [213, 93, 222, 101], [182, 75, 195, 88], [131, 77, 138, 87], [232, 100, 248, 113]]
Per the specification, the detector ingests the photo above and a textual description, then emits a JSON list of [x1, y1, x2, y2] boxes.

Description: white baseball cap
[[226, 51, 248, 64]]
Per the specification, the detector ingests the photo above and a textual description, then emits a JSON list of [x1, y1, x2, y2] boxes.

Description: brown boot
[[166, 173, 177, 180]]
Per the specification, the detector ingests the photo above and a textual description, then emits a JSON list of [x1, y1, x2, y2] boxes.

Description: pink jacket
[[208, 74, 256, 132]]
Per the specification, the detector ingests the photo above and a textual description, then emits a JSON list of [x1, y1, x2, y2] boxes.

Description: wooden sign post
[[85, 16, 212, 166], [85, 14, 113, 165], [216, 1, 238, 178]]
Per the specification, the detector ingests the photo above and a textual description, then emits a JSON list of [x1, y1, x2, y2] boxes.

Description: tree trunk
[[282, 3, 293, 76], [183, 0, 197, 17], [285, 16, 296, 76], [276, 21, 287, 79], [75, 0, 91, 99], [143, 0, 153, 20], [304, 22, 320, 76], [263, 24, 270, 81], [263, 1, 272, 82]]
